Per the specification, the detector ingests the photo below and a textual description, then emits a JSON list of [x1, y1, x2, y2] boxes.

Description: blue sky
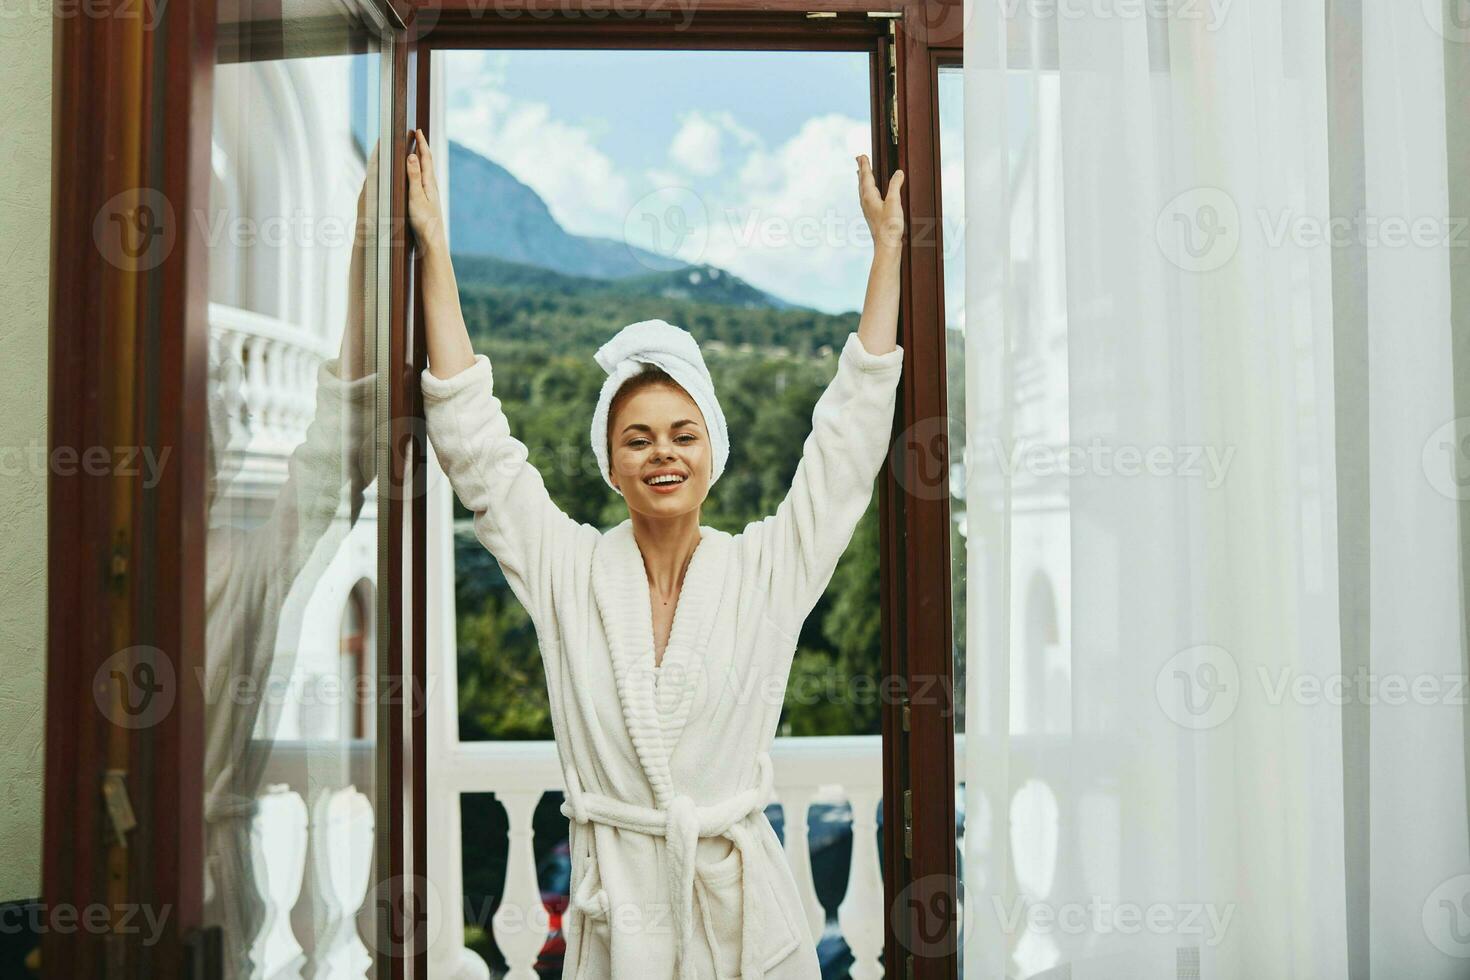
[[444, 49, 880, 314]]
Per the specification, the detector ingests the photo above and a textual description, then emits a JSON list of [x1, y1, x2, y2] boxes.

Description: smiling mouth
[[644, 473, 688, 487]]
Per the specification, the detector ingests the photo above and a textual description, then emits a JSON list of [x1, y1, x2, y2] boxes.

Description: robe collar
[[592, 518, 727, 806]]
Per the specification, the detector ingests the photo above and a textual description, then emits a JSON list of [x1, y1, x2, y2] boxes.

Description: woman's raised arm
[[407, 130, 589, 613], [854, 153, 904, 357], [742, 156, 907, 635], [408, 129, 477, 380]]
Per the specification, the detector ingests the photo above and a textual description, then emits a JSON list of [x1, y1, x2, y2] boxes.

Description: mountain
[[451, 254, 801, 311], [446, 140, 804, 310], [447, 139, 685, 279]]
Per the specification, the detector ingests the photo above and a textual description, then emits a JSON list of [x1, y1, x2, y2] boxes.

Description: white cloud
[[711, 111, 762, 152], [701, 114, 875, 314], [441, 53, 881, 314], [444, 52, 632, 239], [669, 112, 725, 177], [667, 110, 765, 179], [642, 167, 686, 188]]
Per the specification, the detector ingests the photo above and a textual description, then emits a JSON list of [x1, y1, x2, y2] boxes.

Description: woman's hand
[[407, 128, 448, 256], [857, 154, 905, 256], [408, 127, 477, 378], [354, 139, 381, 251]]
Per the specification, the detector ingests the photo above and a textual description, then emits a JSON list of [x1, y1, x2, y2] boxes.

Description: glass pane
[[435, 48, 886, 979], [204, 6, 394, 977]]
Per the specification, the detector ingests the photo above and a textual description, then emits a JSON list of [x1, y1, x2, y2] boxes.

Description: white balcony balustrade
[[431, 735, 887, 980], [208, 301, 339, 513], [229, 740, 377, 980]]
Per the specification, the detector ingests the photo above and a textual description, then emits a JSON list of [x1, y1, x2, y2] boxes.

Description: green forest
[[450, 265, 890, 741]]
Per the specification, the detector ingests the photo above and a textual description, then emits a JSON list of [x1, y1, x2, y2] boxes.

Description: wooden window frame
[[43, 0, 965, 973], [43, 1, 426, 976], [411, 3, 964, 976]]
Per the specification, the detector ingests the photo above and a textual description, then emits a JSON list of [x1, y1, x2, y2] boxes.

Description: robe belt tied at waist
[[560, 751, 777, 980]]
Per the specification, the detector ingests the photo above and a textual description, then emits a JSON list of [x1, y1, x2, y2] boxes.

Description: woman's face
[[608, 384, 712, 518]]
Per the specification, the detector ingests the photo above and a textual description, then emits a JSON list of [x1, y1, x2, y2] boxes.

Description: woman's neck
[[629, 510, 702, 596]]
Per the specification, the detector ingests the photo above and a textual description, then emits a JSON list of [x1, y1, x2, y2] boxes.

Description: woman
[[407, 128, 905, 980]]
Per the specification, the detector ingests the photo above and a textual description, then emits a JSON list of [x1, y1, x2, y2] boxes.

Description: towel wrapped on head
[[589, 318, 729, 496]]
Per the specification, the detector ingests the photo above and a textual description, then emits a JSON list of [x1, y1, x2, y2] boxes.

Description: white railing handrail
[[208, 301, 336, 357], [444, 733, 885, 797]]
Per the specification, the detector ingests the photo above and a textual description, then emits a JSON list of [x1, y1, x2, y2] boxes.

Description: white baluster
[[837, 790, 884, 980], [244, 334, 267, 452], [493, 791, 547, 980], [428, 783, 490, 980], [310, 786, 375, 980], [263, 337, 285, 445], [281, 343, 304, 442], [225, 331, 249, 445], [774, 789, 826, 944], [250, 785, 308, 980]]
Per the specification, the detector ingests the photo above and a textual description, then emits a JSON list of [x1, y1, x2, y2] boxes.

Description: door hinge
[[101, 770, 138, 847], [901, 696, 911, 732], [109, 530, 129, 593], [903, 788, 913, 859]]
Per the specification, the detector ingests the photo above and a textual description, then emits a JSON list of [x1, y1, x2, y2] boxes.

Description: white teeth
[[647, 474, 686, 485]]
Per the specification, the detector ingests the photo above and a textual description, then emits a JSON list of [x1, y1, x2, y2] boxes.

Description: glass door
[[42, 0, 421, 975], [205, 4, 400, 977]]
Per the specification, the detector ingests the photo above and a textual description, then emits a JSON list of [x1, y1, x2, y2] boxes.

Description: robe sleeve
[[746, 331, 904, 636], [421, 353, 583, 615]]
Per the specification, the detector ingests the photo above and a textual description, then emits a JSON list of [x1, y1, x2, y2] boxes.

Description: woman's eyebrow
[[620, 419, 702, 434]]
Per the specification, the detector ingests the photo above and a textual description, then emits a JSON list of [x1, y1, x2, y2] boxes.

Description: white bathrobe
[[422, 330, 904, 980]]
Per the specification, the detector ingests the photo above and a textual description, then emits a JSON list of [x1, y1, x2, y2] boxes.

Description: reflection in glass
[[203, 16, 389, 979]]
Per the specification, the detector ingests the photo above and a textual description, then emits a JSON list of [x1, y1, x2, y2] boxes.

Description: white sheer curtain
[[958, 0, 1468, 977]]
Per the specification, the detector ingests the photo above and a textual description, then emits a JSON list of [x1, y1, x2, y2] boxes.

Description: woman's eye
[[626, 435, 696, 447]]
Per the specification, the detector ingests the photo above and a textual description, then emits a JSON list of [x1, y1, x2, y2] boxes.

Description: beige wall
[[0, 0, 50, 901]]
